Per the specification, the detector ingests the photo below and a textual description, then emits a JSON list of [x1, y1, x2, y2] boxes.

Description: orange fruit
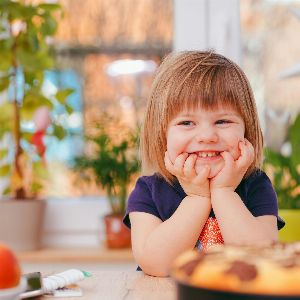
[[0, 243, 21, 289]]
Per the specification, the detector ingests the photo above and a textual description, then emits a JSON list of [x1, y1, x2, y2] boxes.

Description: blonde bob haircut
[[141, 51, 263, 184]]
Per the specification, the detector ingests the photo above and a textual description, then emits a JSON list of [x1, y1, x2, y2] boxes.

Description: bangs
[[166, 65, 244, 121]]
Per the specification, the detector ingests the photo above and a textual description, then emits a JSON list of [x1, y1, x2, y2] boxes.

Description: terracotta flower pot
[[104, 214, 131, 249]]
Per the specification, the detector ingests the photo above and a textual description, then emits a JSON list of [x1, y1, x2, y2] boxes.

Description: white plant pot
[[0, 199, 46, 251]]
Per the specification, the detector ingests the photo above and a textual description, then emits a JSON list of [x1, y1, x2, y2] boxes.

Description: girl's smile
[[191, 151, 221, 158], [166, 106, 245, 178], [194, 151, 223, 176]]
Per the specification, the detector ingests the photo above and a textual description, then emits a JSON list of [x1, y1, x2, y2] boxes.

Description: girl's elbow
[[133, 249, 170, 277], [135, 255, 170, 277], [140, 264, 170, 277]]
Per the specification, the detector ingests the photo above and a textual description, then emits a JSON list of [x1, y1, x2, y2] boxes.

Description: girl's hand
[[164, 151, 211, 198], [210, 139, 254, 192]]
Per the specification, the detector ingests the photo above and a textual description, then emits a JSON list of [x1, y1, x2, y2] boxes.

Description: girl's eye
[[216, 119, 232, 125], [178, 120, 194, 126]]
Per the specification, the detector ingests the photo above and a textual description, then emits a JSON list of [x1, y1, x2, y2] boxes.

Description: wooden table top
[[17, 246, 134, 263], [42, 270, 177, 300]]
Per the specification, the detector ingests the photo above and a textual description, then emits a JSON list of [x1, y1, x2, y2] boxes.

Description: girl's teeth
[[198, 152, 219, 158]]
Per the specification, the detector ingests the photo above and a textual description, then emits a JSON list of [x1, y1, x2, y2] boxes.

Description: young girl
[[123, 51, 285, 277]]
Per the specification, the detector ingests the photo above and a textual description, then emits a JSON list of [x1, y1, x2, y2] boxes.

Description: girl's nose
[[194, 126, 218, 143]]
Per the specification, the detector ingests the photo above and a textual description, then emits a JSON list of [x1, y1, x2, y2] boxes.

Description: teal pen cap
[[82, 270, 92, 278]]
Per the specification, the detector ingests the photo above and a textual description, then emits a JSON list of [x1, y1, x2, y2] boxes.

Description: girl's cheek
[[166, 130, 184, 163], [166, 144, 180, 164]]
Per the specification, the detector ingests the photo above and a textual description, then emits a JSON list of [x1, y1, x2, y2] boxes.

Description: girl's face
[[166, 106, 245, 178]]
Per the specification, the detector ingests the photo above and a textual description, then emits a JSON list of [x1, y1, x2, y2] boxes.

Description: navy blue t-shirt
[[123, 170, 285, 230]]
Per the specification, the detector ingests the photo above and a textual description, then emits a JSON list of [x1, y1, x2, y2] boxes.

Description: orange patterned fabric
[[198, 217, 224, 251]]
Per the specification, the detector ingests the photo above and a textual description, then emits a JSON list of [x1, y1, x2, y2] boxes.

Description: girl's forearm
[[138, 196, 211, 276], [211, 188, 277, 245]]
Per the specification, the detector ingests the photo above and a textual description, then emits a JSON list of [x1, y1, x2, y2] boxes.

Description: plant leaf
[[0, 164, 11, 176], [37, 3, 62, 12], [2, 185, 11, 196], [0, 149, 8, 160], [52, 124, 65, 140], [41, 15, 57, 36], [0, 76, 10, 91], [55, 88, 74, 104], [0, 53, 12, 71]]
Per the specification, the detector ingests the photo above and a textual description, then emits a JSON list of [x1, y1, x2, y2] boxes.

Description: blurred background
[[0, 0, 299, 273]]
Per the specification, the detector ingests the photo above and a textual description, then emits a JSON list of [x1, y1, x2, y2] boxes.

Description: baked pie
[[172, 242, 300, 297]]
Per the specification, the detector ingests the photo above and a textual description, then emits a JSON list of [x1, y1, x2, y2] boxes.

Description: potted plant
[[0, 1, 74, 250], [263, 113, 300, 242], [74, 114, 140, 248]]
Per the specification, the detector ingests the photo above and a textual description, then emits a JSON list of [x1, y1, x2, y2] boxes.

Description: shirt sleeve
[[123, 177, 160, 229], [247, 171, 285, 230]]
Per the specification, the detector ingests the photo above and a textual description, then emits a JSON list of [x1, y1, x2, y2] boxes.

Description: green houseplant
[[264, 113, 300, 241], [0, 1, 74, 250], [74, 115, 140, 248]]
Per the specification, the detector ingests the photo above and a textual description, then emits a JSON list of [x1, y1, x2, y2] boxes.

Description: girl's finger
[[173, 152, 189, 175], [220, 151, 234, 167], [236, 140, 254, 169], [183, 154, 197, 178], [193, 164, 210, 185]]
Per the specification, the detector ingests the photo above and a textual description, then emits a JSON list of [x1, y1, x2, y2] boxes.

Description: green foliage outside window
[[264, 114, 300, 209], [0, 0, 74, 199]]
